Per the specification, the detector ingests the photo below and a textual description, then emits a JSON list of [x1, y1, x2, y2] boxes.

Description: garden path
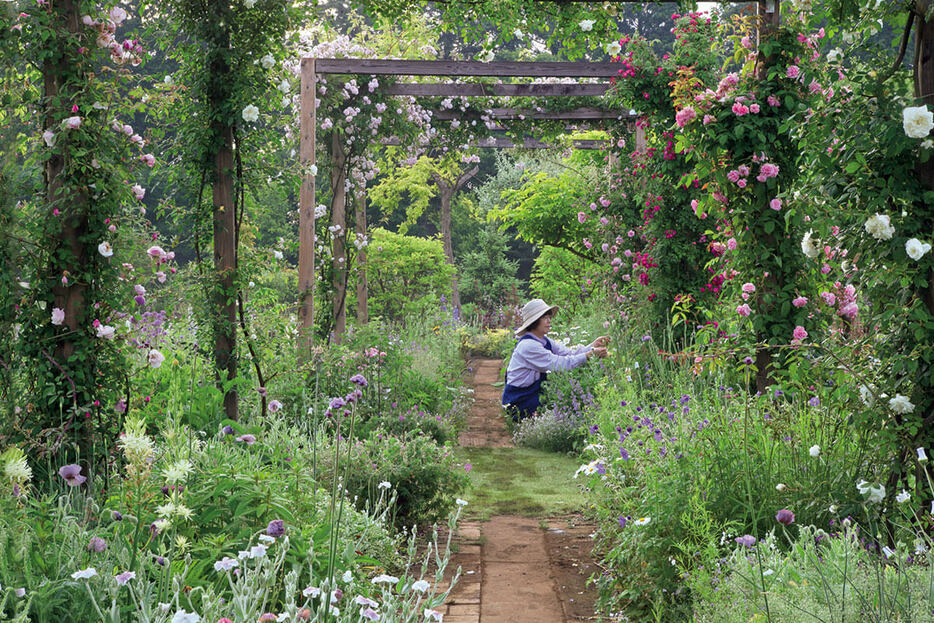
[[434, 358, 600, 623]]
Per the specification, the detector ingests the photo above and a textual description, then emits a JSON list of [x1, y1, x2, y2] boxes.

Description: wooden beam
[[298, 58, 316, 355], [432, 106, 628, 121], [384, 82, 611, 97], [314, 59, 621, 78], [380, 136, 608, 150]]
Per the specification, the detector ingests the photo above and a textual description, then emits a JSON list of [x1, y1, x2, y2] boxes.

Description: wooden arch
[[297, 58, 643, 351]]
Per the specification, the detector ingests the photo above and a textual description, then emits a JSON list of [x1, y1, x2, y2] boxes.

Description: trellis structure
[[297, 58, 641, 351]]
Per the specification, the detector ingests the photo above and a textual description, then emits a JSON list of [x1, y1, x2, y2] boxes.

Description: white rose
[[98, 241, 114, 257], [579, 19, 595, 31], [889, 393, 915, 414], [243, 0, 257, 7], [863, 213, 895, 240], [826, 48, 843, 62], [800, 230, 819, 258], [278, 78, 290, 93], [241, 104, 260, 123], [260, 54, 275, 70], [96, 324, 116, 339], [903, 105, 934, 138], [478, 50, 494, 63], [605, 41, 622, 56], [905, 238, 931, 261]]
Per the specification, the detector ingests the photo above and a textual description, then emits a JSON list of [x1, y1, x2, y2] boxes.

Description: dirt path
[[435, 358, 600, 623]]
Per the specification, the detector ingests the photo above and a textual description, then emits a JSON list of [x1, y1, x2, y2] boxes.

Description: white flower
[[809, 445, 820, 457], [96, 324, 116, 339], [605, 41, 622, 56], [260, 54, 275, 70], [377, 481, 391, 490], [456, 498, 468, 506], [314, 204, 327, 219], [98, 241, 114, 257], [278, 78, 291, 93], [905, 238, 932, 261], [51, 308, 65, 326], [342, 570, 353, 583], [243, 0, 257, 7], [775, 483, 786, 491], [258, 534, 275, 544], [371, 574, 399, 584], [214, 557, 239, 572], [579, 19, 595, 31], [3, 453, 32, 483], [903, 105, 934, 138], [857, 479, 885, 503], [132, 184, 145, 200], [633, 517, 651, 526], [917, 447, 928, 462], [273, 250, 283, 260], [863, 213, 895, 240], [303, 586, 321, 598], [858, 384, 875, 406], [249, 544, 267, 559], [242, 104, 260, 123], [170, 610, 200, 623], [882, 546, 894, 558], [71, 567, 98, 580], [829, 504, 838, 513], [424, 610, 443, 622], [63, 116, 82, 130], [889, 394, 915, 414], [163, 459, 192, 484], [478, 50, 494, 63], [410, 579, 430, 592], [307, 164, 318, 176], [826, 47, 843, 62], [801, 230, 819, 258], [147, 349, 166, 368], [896, 490, 911, 503], [43, 129, 55, 147]]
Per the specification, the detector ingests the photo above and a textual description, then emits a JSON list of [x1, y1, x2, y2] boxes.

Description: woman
[[501, 298, 609, 420]]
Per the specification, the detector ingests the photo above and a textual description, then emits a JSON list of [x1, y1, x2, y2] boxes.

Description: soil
[[433, 358, 602, 623]]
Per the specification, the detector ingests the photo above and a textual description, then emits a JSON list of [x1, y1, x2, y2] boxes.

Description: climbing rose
[[786, 65, 800, 79], [792, 326, 808, 341], [889, 394, 915, 414], [736, 304, 751, 317], [579, 19, 595, 31], [605, 41, 622, 56], [63, 116, 82, 129], [242, 104, 260, 122], [98, 241, 114, 257], [51, 307, 65, 325], [864, 213, 895, 240], [906, 238, 932, 261], [675, 107, 696, 127], [903, 105, 934, 138], [792, 296, 808, 308], [769, 198, 782, 211]]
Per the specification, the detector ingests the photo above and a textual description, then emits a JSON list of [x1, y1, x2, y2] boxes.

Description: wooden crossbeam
[[381, 136, 608, 150], [314, 59, 621, 78], [432, 106, 629, 121], [384, 82, 611, 97]]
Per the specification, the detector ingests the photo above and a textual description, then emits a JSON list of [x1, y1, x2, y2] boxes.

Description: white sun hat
[[515, 298, 559, 337]]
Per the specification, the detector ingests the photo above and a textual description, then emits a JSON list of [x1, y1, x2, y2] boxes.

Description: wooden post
[[298, 58, 317, 356], [917, 1, 934, 319], [330, 133, 348, 343], [634, 124, 647, 152], [431, 165, 478, 316], [355, 187, 368, 325]]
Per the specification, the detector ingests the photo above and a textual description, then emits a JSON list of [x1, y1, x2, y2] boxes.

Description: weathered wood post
[[298, 58, 317, 357], [431, 165, 478, 315], [354, 187, 368, 325], [330, 133, 348, 342]]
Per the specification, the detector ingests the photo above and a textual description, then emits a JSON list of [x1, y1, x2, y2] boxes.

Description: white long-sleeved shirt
[[505, 334, 593, 388]]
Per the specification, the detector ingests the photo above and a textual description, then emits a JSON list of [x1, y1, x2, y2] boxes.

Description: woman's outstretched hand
[[589, 335, 611, 349], [589, 347, 609, 359]]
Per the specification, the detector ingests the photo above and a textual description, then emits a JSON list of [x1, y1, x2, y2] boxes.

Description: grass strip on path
[[456, 446, 588, 520]]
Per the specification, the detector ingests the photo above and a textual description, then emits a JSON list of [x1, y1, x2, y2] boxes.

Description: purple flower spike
[[88, 536, 108, 553], [266, 519, 285, 537], [59, 464, 87, 486], [349, 374, 368, 388], [776, 509, 795, 525], [734, 534, 756, 548]]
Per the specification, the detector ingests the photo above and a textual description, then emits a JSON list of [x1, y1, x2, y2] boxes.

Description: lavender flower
[[87, 536, 107, 553], [349, 374, 368, 387], [58, 464, 86, 486], [266, 519, 285, 537], [734, 534, 756, 548]]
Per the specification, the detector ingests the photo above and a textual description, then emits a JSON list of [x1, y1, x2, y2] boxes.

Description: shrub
[[512, 408, 587, 454], [323, 431, 469, 530]]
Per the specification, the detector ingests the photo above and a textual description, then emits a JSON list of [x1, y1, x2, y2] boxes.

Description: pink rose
[[767, 95, 780, 107], [702, 114, 716, 125], [737, 179, 747, 188], [749, 103, 760, 113], [51, 307, 65, 326], [577, 212, 586, 224], [727, 170, 740, 183], [732, 102, 749, 116], [792, 296, 808, 308], [792, 325, 808, 341], [736, 304, 751, 317], [769, 198, 783, 211], [727, 238, 737, 250], [742, 282, 756, 293], [132, 184, 145, 200], [64, 116, 82, 129], [737, 164, 750, 177], [786, 65, 800, 79], [839, 302, 859, 318], [675, 106, 697, 128]]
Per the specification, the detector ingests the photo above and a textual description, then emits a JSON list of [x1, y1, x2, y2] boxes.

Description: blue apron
[[502, 334, 553, 420]]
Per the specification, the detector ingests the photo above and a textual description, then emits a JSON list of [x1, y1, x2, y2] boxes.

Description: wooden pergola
[[297, 58, 640, 350]]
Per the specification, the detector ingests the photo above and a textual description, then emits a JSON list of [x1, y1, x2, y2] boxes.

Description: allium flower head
[[775, 509, 795, 525]]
